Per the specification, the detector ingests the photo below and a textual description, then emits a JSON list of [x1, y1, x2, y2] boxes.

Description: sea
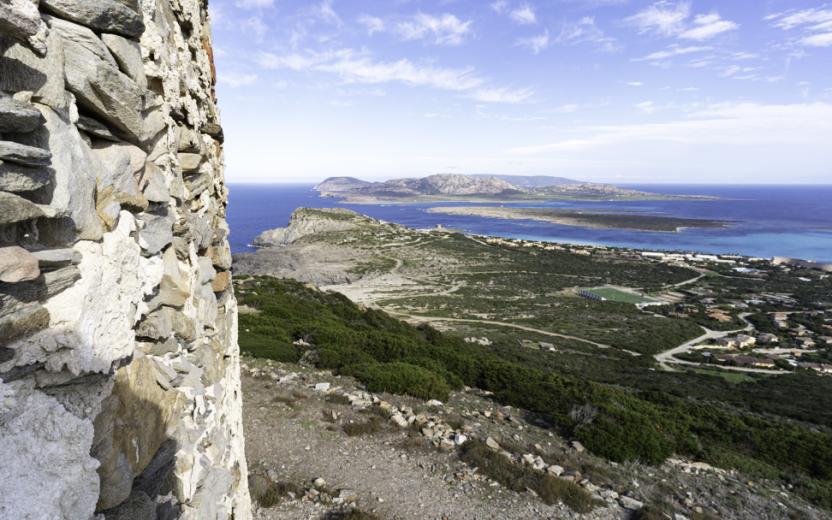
[[227, 184, 832, 263]]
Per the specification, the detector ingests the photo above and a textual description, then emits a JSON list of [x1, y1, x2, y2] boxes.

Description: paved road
[[654, 313, 787, 374]]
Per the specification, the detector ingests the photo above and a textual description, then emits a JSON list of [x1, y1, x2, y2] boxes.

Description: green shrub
[[460, 440, 596, 513], [343, 362, 451, 401], [236, 277, 832, 511]]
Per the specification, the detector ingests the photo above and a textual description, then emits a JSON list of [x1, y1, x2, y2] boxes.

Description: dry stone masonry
[[0, 0, 251, 518]]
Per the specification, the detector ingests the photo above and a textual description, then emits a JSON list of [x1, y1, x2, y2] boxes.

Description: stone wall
[[0, 1, 251, 518]]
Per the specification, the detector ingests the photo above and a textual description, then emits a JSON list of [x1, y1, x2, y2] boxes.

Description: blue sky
[[209, 0, 832, 184]]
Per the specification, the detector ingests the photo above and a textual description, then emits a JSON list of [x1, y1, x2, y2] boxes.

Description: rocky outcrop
[[252, 208, 368, 248], [0, 1, 250, 519]]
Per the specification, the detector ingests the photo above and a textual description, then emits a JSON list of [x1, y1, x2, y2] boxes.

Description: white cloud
[[243, 17, 268, 40], [396, 13, 473, 46], [358, 15, 385, 35], [219, 72, 258, 87], [767, 8, 832, 47], [635, 44, 710, 61], [516, 30, 550, 54], [679, 13, 738, 41], [556, 17, 619, 51], [510, 4, 537, 25], [552, 103, 580, 113], [626, 1, 691, 37], [317, 0, 342, 26], [627, 2, 737, 42], [802, 32, 832, 47], [768, 8, 832, 30], [509, 102, 832, 154], [471, 87, 534, 104], [256, 49, 533, 103], [634, 101, 657, 113], [491, 1, 508, 14], [626, 81, 644, 86], [235, 0, 274, 8]]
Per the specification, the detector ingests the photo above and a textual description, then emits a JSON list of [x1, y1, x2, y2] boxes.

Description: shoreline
[[426, 206, 728, 233]]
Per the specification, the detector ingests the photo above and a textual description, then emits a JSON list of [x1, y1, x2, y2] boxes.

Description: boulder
[[0, 161, 51, 192], [0, 246, 40, 283], [101, 33, 147, 90], [40, 0, 145, 39], [0, 191, 45, 225], [0, 140, 51, 167], [570, 440, 585, 453], [0, 0, 48, 54], [0, 96, 45, 133]]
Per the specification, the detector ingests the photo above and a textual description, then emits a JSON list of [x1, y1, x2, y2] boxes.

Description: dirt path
[[384, 310, 624, 352]]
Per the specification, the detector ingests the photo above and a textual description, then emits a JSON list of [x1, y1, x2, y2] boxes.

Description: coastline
[[426, 206, 728, 233]]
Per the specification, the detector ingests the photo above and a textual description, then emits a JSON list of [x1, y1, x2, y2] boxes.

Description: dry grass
[[325, 393, 353, 406], [342, 416, 384, 437], [460, 440, 598, 514], [324, 509, 383, 520]]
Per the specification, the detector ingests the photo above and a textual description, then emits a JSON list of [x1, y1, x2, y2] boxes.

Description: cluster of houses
[[693, 314, 832, 374]]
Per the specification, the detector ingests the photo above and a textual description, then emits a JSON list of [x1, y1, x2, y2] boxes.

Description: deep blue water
[[227, 184, 832, 262]]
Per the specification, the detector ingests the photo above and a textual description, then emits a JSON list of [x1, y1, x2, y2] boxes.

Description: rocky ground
[[241, 357, 821, 520]]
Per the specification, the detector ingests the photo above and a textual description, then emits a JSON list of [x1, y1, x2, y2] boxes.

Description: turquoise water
[[227, 184, 832, 262]]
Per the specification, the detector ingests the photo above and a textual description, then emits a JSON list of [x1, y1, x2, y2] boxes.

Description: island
[[426, 206, 728, 232], [315, 173, 717, 203]]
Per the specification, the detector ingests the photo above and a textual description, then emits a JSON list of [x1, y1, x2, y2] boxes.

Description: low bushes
[[460, 440, 596, 513], [342, 416, 384, 437], [343, 362, 451, 401], [236, 277, 832, 510]]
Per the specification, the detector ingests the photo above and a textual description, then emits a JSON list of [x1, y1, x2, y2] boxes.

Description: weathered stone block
[[0, 246, 40, 283], [41, 0, 145, 39]]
